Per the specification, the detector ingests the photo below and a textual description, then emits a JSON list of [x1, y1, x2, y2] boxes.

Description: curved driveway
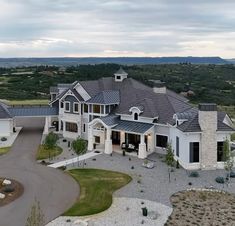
[[0, 118, 79, 226]]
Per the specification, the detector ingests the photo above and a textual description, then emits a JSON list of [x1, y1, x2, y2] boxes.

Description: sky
[[0, 0, 234, 58]]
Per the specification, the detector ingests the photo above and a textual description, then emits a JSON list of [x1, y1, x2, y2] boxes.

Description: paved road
[[0, 118, 79, 226]]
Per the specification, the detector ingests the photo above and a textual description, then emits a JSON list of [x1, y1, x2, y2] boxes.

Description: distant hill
[[0, 56, 229, 67], [227, 59, 235, 64]]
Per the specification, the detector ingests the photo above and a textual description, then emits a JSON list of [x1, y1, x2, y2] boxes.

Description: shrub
[[215, 176, 225, 184], [227, 171, 235, 178], [1, 137, 7, 142], [3, 185, 15, 193], [44, 132, 59, 149], [72, 138, 87, 155], [189, 171, 199, 177]]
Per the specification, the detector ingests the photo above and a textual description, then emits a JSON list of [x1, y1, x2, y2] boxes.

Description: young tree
[[44, 132, 59, 150], [25, 199, 45, 226], [72, 138, 88, 167], [165, 143, 175, 182], [223, 138, 234, 186]]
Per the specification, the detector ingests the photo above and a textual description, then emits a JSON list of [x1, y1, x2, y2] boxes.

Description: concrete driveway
[[0, 118, 79, 226]]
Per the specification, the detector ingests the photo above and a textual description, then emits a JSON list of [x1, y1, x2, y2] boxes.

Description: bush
[[72, 138, 87, 155], [215, 176, 225, 184], [227, 171, 235, 178], [44, 132, 59, 149], [3, 185, 15, 193], [1, 137, 7, 142], [189, 171, 199, 177]]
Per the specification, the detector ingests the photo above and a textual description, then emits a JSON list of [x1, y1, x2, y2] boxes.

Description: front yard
[[36, 145, 63, 160], [64, 169, 132, 216], [165, 190, 235, 226]]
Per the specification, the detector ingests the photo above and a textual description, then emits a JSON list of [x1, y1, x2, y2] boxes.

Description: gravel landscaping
[[66, 152, 235, 206], [47, 197, 172, 226], [165, 189, 235, 226]]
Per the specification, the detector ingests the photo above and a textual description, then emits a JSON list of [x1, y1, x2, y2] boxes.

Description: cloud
[[0, 0, 234, 57]]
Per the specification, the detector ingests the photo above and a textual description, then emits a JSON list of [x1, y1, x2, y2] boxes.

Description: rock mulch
[[47, 197, 172, 226]]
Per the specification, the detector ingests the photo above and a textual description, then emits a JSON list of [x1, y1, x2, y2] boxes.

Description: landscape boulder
[[0, 193, 6, 199], [2, 179, 11, 186]]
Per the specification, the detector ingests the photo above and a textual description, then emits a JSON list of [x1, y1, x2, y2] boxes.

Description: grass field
[[0, 147, 10, 155], [64, 169, 132, 216], [36, 145, 63, 160], [8, 99, 49, 105]]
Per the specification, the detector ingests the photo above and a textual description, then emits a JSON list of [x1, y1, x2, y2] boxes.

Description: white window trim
[[155, 133, 169, 148], [73, 103, 79, 113], [65, 101, 70, 112]]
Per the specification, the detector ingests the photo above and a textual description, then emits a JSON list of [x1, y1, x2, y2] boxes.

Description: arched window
[[134, 113, 138, 121]]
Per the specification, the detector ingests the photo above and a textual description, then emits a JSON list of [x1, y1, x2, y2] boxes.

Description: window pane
[[65, 102, 70, 111], [156, 135, 168, 148], [93, 105, 100, 114], [217, 142, 224, 162], [176, 136, 179, 157], [74, 103, 79, 112], [65, 122, 78, 132], [84, 104, 88, 113]]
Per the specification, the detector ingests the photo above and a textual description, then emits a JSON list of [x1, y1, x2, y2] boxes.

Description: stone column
[[44, 116, 49, 134], [88, 125, 94, 151], [120, 131, 125, 146], [138, 134, 147, 159], [105, 128, 113, 154]]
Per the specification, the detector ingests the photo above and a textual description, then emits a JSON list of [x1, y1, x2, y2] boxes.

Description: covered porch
[[88, 116, 154, 159]]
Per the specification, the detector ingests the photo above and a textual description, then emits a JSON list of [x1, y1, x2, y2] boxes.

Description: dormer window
[[134, 113, 139, 121], [114, 67, 128, 82]]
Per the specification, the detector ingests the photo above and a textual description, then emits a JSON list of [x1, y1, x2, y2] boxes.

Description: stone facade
[[198, 104, 218, 170]]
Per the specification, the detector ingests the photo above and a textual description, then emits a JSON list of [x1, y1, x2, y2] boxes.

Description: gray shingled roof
[[8, 106, 58, 117], [114, 67, 128, 75], [0, 103, 12, 119], [112, 120, 154, 134], [86, 90, 120, 104], [100, 115, 120, 126], [177, 110, 235, 132]]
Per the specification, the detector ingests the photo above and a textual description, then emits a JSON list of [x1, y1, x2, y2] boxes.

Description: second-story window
[[65, 102, 70, 112], [93, 105, 100, 114], [60, 102, 64, 108], [84, 104, 88, 113], [73, 103, 79, 113]]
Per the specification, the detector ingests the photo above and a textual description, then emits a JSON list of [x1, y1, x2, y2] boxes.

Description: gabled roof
[[100, 115, 120, 126], [0, 103, 12, 119], [86, 90, 120, 105], [177, 110, 235, 132]]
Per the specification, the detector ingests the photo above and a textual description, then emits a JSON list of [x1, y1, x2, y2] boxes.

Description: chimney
[[152, 80, 166, 94], [198, 103, 217, 170], [153, 86, 166, 94]]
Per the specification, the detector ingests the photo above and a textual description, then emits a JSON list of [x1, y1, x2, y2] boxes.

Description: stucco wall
[[0, 119, 13, 137]]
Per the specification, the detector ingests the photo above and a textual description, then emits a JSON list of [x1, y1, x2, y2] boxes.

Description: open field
[[165, 190, 235, 226], [3, 99, 49, 105], [64, 169, 132, 216]]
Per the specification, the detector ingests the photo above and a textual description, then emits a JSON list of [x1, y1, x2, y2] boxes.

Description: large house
[[0, 68, 234, 170]]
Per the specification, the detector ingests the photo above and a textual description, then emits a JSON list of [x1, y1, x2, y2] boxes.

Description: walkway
[[49, 151, 102, 168], [0, 118, 79, 226]]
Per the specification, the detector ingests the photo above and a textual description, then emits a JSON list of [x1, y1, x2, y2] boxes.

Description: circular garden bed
[[165, 189, 235, 226], [0, 178, 24, 207]]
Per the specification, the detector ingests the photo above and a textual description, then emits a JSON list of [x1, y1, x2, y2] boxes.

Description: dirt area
[[0, 178, 24, 206], [165, 190, 235, 226]]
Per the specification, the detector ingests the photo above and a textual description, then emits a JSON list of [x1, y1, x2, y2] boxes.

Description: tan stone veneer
[[198, 103, 217, 170]]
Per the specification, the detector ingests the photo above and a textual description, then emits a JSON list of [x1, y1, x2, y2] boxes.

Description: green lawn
[[36, 145, 63, 160], [0, 147, 10, 155], [64, 169, 132, 216]]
